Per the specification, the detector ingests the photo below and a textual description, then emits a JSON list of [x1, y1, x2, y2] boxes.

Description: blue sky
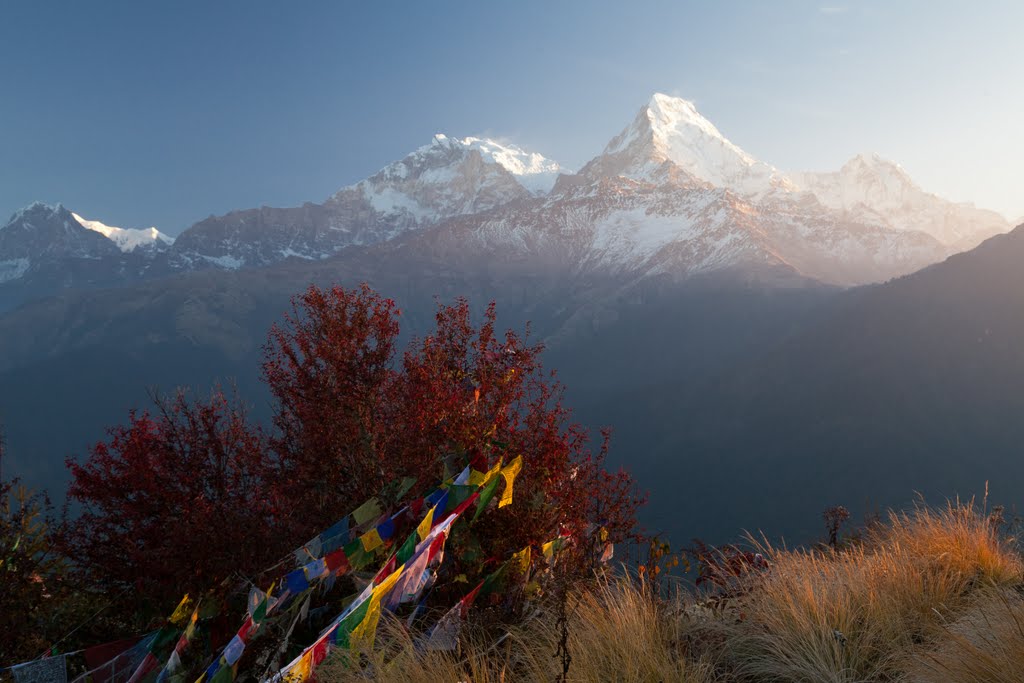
[[2, 1, 1022, 234]]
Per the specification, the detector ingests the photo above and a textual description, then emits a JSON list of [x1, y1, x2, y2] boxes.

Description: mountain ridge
[[0, 93, 1010, 313]]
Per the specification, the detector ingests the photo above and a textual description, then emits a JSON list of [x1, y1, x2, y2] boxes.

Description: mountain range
[[0, 93, 1009, 313], [0, 93, 1018, 546]]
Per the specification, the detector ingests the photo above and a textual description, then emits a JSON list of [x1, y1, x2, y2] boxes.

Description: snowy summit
[[595, 93, 796, 195], [437, 135, 563, 194], [72, 213, 173, 252]]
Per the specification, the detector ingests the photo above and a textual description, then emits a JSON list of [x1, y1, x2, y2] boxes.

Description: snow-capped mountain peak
[[329, 132, 561, 236], [71, 213, 174, 252], [365, 133, 562, 195], [169, 132, 565, 271], [791, 153, 1009, 248], [4, 201, 68, 227], [642, 93, 752, 165], [434, 134, 562, 194], [588, 93, 796, 195], [0, 202, 124, 284]]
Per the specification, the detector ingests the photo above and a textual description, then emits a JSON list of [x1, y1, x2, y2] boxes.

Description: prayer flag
[[282, 651, 311, 683], [376, 516, 395, 541], [360, 528, 383, 553], [351, 497, 383, 528], [396, 531, 418, 565], [324, 548, 348, 574], [473, 474, 501, 522], [511, 546, 531, 575], [416, 505, 436, 542], [222, 637, 244, 667], [285, 568, 309, 595], [498, 456, 523, 508], [349, 567, 404, 652], [168, 595, 193, 627]]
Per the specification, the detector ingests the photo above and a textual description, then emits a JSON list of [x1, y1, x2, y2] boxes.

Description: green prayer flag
[[252, 598, 268, 624], [481, 563, 509, 595], [445, 485, 475, 513], [472, 475, 501, 522], [343, 538, 373, 570], [396, 531, 418, 566], [334, 598, 372, 648]]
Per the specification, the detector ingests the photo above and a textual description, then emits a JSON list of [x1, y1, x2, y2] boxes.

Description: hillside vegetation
[[323, 502, 1023, 682]]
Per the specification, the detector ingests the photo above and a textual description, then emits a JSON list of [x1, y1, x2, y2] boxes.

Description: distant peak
[[426, 134, 559, 172], [71, 212, 173, 252], [6, 201, 68, 226], [371, 132, 562, 194], [645, 93, 728, 143], [596, 92, 791, 195], [22, 201, 64, 214], [846, 152, 900, 169], [839, 153, 913, 185]]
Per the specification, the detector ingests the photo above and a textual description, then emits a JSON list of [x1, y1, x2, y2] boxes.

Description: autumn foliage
[[65, 284, 643, 613], [64, 390, 286, 614]]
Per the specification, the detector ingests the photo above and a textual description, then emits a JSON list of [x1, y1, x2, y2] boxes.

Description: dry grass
[[319, 502, 1022, 682], [701, 502, 1022, 682], [556, 579, 716, 682], [321, 579, 716, 682], [901, 588, 1024, 682]]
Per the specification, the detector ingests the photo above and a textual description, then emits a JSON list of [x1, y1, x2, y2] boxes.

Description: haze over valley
[[2, 92, 1019, 545]]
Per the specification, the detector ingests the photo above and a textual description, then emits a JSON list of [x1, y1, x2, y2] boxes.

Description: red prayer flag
[[325, 548, 348, 574]]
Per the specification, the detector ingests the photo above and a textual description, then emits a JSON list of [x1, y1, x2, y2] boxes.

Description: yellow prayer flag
[[283, 650, 312, 683], [416, 504, 436, 542], [498, 456, 523, 508], [542, 540, 555, 562], [360, 528, 384, 553], [350, 566, 404, 652], [467, 459, 501, 487], [471, 460, 503, 487], [169, 594, 193, 626], [511, 546, 531, 575]]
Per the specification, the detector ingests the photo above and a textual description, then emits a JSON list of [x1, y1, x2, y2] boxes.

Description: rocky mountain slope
[[167, 134, 562, 270], [0, 94, 1009, 314], [0, 203, 168, 310]]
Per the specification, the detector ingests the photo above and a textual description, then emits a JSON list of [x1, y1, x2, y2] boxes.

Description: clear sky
[[2, 1, 1021, 234]]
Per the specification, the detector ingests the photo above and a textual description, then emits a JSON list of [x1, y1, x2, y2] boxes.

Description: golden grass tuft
[[555, 579, 716, 682], [701, 502, 1022, 682], [902, 587, 1024, 682], [321, 579, 716, 682]]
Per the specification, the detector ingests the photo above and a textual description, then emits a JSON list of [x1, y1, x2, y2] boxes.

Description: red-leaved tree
[[63, 389, 286, 617], [264, 285, 644, 575], [65, 284, 643, 612], [263, 284, 401, 524]]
